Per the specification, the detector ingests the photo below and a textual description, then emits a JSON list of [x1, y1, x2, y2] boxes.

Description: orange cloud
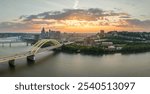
[[0, 8, 150, 32]]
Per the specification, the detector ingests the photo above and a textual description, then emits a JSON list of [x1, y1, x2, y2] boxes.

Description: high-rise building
[[40, 27, 46, 39], [40, 28, 61, 40], [100, 30, 105, 38]]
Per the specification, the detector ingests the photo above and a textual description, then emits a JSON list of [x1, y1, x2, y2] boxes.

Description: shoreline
[[55, 44, 150, 55]]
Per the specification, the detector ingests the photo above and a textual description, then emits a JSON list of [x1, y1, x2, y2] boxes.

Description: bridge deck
[[0, 41, 73, 63], [0, 45, 62, 63]]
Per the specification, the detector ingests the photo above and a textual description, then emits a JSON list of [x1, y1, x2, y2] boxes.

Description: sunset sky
[[0, 0, 150, 33]]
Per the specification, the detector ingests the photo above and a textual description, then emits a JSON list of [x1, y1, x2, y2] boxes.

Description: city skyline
[[0, 0, 150, 33]]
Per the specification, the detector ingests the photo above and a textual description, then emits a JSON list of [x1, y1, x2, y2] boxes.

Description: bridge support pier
[[27, 55, 35, 64], [26, 42, 29, 46], [2, 43, 4, 47], [9, 42, 11, 47], [8, 59, 15, 68]]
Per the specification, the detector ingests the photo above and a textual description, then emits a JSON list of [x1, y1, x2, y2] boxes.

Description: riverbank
[[56, 43, 150, 55]]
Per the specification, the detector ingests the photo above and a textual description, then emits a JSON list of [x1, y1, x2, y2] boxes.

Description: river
[[0, 43, 150, 77]]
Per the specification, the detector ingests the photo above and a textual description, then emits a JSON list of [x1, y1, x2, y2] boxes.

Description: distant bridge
[[0, 40, 31, 47], [0, 39, 73, 68]]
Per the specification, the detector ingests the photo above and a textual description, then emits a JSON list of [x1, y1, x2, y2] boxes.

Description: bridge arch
[[30, 39, 61, 54]]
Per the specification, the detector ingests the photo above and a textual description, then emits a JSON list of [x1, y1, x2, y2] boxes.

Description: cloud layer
[[21, 8, 129, 21], [0, 8, 150, 32]]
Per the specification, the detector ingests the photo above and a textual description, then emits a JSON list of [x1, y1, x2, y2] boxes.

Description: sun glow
[[29, 15, 137, 32], [29, 19, 140, 32]]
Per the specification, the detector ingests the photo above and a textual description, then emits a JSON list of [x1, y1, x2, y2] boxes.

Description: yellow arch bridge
[[0, 39, 73, 68]]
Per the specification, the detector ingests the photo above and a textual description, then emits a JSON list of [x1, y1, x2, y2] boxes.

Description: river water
[[0, 43, 150, 77]]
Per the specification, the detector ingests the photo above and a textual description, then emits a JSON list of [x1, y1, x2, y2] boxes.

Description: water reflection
[[0, 44, 150, 77]]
